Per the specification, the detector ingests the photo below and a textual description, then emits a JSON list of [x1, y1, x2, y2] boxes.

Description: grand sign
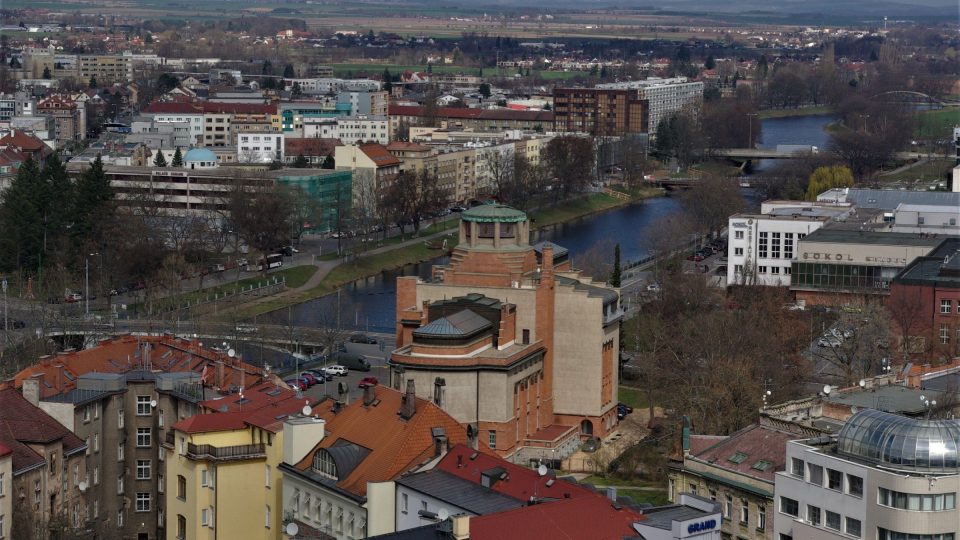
[[801, 252, 907, 265], [687, 519, 717, 534]]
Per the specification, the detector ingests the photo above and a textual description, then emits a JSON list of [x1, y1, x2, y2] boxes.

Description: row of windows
[[791, 262, 895, 291], [757, 266, 791, 276], [878, 530, 955, 540], [878, 488, 957, 511], [938, 324, 960, 345], [779, 497, 861, 538], [790, 458, 863, 497], [940, 299, 960, 314], [289, 492, 364, 537]]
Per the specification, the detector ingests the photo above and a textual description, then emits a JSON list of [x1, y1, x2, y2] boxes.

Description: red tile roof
[[0, 130, 46, 152], [13, 334, 264, 399], [385, 141, 431, 152], [285, 137, 342, 158], [688, 434, 728, 456], [0, 388, 86, 473], [690, 424, 798, 483], [359, 142, 401, 167], [176, 381, 309, 434], [0, 146, 27, 167], [296, 385, 470, 496], [469, 492, 642, 540], [143, 100, 277, 115], [437, 444, 595, 502], [0, 443, 11, 458], [200, 380, 301, 414]]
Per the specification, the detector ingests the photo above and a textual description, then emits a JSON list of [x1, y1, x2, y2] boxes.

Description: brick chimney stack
[[399, 379, 417, 419], [363, 383, 376, 406]]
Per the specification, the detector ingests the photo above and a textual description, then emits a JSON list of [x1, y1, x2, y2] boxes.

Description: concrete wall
[[366, 481, 396, 536], [281, 471, 367, 540], [0, 454, 9, 539]]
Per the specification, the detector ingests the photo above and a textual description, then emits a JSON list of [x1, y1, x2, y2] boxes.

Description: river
[[261, 113, 836, 337]]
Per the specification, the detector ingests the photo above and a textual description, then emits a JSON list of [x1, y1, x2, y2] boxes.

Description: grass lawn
[[758, 106, 833, 119], [159, 266, 318, 310], [529, 193, 628, 229], [617, 386, 649, 410], [881, 158, 955, 183], [580, 475, 670, 505], [915, 108, 960, 139]]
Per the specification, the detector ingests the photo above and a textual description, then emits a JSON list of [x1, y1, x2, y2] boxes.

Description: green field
[[915, 108, 960, 139], [880, 158, 955, 183]]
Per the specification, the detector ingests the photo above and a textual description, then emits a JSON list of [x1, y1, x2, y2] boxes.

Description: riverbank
[[758, 106, 833, 119], [224, 189, 665, 320]]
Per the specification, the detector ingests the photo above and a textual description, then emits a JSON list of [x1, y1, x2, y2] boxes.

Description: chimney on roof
[[363, 383, 376, 406], [399, 379, 417, 419], [22, 378, 40, 406], [451, 514, 470, 540]]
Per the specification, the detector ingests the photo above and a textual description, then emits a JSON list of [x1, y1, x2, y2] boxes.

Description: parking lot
[[290, 337, 396, 404]]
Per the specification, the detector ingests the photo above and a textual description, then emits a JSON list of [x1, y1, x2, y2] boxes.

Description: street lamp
[[85, 253, 98, 316], [746, 113, 758, 149]]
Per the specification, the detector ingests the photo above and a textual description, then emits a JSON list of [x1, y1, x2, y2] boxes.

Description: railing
[[186, 442, 266, 461]]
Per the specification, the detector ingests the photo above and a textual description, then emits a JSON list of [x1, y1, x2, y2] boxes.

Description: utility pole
[[2, 277, 8, 338], [85, 256, 90, 316]]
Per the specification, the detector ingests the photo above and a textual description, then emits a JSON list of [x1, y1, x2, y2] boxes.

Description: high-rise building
[[552, 88, 648, 136]]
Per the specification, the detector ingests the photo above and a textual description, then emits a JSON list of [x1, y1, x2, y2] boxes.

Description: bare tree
[[812, 300, 893, 386]]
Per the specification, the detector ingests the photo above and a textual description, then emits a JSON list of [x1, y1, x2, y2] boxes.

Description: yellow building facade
[[164, 417, 287, 540]]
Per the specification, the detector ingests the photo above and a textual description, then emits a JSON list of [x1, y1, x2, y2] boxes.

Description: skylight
[[728, 452, 748, 464], [751, 460, 773, 471]]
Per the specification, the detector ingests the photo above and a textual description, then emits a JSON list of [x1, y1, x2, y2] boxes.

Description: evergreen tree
[[89, 75, 98, 89], [293, 154, 309, 168], [0, 157, 42, 271], [262, 59, 273, 75], [479, 83, 491, 99], [283, 64, 295, 78], [610, 243, 622, 287], [153, 151, 167, 167], [39, 154, 73, 258], [71, 156, 114, 247], [757, 55, 768, 78], [291, 81, 303, 99], [42, 66, 51, 79], [171, 147, 183, 167], [382, 68, 392, 92], [600, 65, 609, 78], [321, 155, 335, 169], [704, 55, 716, 70]]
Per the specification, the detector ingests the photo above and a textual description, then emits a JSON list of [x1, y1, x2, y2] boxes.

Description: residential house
[[0, 129, 53, 161], [283, 138, 342, 167], [0, 388, 87, 535], [334, 142, 401, 203], [0, 444, 10, 540], [37, 95, 86, 145], [278, 383, 470, 539]]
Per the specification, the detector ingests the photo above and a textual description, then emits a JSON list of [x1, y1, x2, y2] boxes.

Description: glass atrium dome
[[836, 409, 960, 473]]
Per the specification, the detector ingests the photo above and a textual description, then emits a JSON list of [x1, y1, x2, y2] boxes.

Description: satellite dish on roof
[[823, 385, 832, 395], [437, 509, 449, 521], [227, 349, 236, 358], [537, 464, 548, 477], [302, 405, 312, 416], [78, 481, 88, 492], [859, 379, 866, 388], [285, 522, 299, 536], [150, 400, 158, 408]]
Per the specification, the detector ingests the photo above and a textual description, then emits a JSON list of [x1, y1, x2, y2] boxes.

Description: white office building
[[335, 115, 389, 145], [727, 202, 850, 287], [145, 112, 204, 146], [596, 77, 704, 133], [890, 204, 960, 235], [775, 409, 960, 540], [302, 117, 339, 140], [237, 132, 285, 163]]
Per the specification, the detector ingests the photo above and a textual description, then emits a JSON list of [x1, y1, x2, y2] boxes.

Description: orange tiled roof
[[359, 142, 401, 167], [295, 385, 470, 496], [12, 334, 264, 399], [0, 388, 86, 472]]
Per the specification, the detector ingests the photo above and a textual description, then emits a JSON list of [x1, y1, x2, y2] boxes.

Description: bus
[[246, 253, 283, 272]]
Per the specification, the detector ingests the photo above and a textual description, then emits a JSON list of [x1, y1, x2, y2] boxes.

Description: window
[[941, 299, 952, 314], [34, 480, 40, 503], [401, 493, 408, 513], [265, 505, 272, 528], [771, 232, 781, 258], [158, 473, 164, 493], [93, 433, 99, 452], [421, 500, 428, 513], [488, 430, 497, 449], [807, 505, 821, 526], [83, 406, 91, 422], [312, 450, 338, 480], [708, 489, 716, 501], [201, 469, 210, 487], [118, 510, 124, 527], [724, 494, 732, 518], [847, 474, 863, 497], [0, 472, 3, 496], [118, 408, 124, 428], [771, 266, 780, 275], [201, 508, 209, 526], [136, 428, 151, 447], [827, 469, 842, 490], [177, 475, 186, 500], [177, 515, 186, 540], [118, 443, 124, 461], [941, 324, 950, 345], [735, 247, 744, 256], [758, 232, 768, 258], [93, 466, 99, 485], [734, 264, 744, 274], [846, 517, 861, 538], [779, 496, 798, 517], [825, 510, 841, 531], [689, 484, 698, 495], [136, 493, 150, 512], [790, 458, 804, 476], [93, 499, 99, 518], [136, 460, 150, 480], [740, 499, 749, 525], [265, 464, 271, 488], [117, 475, 124, 494], [879, 488, 956, 511], [784, 233, 794, 259], [758, 266, 767, 274], [808, 463, 823, 486], [878, 529, 954, 540], [757, 506, 765, 531], [136, 396, 152, 416], [734, 230, 744, 240]]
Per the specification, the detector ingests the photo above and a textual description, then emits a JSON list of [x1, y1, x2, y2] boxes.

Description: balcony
[[185, 442, 266, 462]]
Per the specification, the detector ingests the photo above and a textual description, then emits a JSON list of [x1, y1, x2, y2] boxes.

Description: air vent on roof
[[266, 389, 282, 397], [728, 452, 748, 464]]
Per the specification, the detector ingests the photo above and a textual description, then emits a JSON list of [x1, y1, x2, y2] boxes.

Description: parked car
[[358, 376, 379, 388], [299, 373, 319, 387], [325, 365, 348, 377], [348, 333, 378, 345], [304, 369, 333, 382], [64, 292, 83, 303], [818, 336, 842, 348], [686, 253, 705, 262], [284, 378, 304, 391], [334, 354, 371, 372], [646, 282, 661, 292]]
